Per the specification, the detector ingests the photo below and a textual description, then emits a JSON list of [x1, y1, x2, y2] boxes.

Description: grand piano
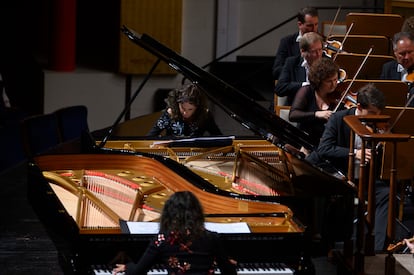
[[26, 26, 357, 275]]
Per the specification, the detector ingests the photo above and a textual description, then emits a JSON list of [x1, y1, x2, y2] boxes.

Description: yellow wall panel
[[119, 0, 182, 75]]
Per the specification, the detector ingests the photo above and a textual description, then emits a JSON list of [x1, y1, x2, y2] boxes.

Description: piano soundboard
[[92, 262, 294, 275]]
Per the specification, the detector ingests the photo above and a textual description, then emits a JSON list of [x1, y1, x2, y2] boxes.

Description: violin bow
[[333, 22, 354, 61], [387, 236, 414, 253], [333, 47, 373, 113], [326, 6, 341, 38], [388, 92, 414, 132], [374, 93, 414, 151]]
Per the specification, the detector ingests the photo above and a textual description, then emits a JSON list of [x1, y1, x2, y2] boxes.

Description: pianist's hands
[[112, 264, 126, 274]]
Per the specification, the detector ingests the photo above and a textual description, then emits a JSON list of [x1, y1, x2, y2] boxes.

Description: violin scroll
[[338, 68, 347, 83], [324, 40, 344, 58]]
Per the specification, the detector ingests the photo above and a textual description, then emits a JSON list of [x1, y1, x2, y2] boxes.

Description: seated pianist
[[112, 191, 237, 275], [146, 83, 222, 138]]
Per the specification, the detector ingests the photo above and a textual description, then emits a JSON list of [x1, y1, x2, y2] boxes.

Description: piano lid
[[121, 26, 314, 154], [120, 26, 354, 196]]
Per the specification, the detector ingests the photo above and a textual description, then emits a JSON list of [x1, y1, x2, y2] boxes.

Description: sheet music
[[126, 221, 159, 234], [204, 222, 250, 233], [124, 221, 250, 234]]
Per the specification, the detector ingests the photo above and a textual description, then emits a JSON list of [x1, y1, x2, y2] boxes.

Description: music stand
[[344, 114, 410, 274], [381, 107, 414, 181], [335, 53, 394, 80], [346, 13, 403, 39], [338, 79, 408, 107], [328, 34, 391, 56]]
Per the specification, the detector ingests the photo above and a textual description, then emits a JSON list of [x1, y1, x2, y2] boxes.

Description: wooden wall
[[119, 0, 182, 75]]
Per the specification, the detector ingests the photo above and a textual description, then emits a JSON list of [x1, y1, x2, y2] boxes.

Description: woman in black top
[[112, 191, 237, 275], [289, 58, 340, 148], [147, 83, 222, 137]]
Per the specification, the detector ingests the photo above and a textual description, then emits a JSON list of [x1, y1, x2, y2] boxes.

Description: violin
[[331, 47, 373, 112], [405, 71, 414, 82], [387, 236, 414, 252], [321, 7, 344, 59], [323, 22, 354, 60], [324, 40, 344, 58], [328, 84, 357, 109]]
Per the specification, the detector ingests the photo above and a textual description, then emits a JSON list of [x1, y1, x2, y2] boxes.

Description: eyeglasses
[[307, 48, 323, 55]]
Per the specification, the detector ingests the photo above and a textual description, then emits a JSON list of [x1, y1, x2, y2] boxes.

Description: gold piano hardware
[[101, 139, 294, 196], [36, 153, 303, 235]]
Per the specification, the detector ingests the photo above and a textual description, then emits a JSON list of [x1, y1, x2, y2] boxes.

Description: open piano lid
[[120, 26, 354, 196]]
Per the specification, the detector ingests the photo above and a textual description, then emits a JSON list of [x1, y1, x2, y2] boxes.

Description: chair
[[111, 111, 163, 137], [334, 53, 394, 80], [20, 113, 62, 158], [346, 12, 403, 39], [54, 105, 89, 142], [337, 79, 409, 107], [328, 34, 391, 56], [273, 95, 297, 127]]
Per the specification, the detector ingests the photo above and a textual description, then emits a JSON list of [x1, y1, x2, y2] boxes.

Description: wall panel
[[119, 0, 182, 75]]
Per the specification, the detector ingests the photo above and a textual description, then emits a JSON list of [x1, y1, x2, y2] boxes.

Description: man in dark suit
[[380, 31, 414, 106], [271, 7, 319, 80], [274, 31, 325, 105], [308, 84, 390, 252]]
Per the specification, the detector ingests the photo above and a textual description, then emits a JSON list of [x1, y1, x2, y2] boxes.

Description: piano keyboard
[[92, 262, 294, 275]]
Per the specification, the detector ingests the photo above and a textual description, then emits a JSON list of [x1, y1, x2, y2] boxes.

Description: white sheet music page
[[126, 221, 159, 234], [204, 222, 251, 233], [125, 221, 250, 234]]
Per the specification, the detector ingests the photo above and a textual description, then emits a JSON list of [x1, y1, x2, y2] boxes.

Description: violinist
[[289, 58, 339, 147], [271, 7, 319, 80], [380, 31, 414, 107], [307, 84, 390, 252], [274, 31, 327, 105]]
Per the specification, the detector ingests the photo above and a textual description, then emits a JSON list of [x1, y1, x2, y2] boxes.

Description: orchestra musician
[[271, 7, 319, 80], [274, 32, 327, 106], [146, 83, 222, 138], [307, 84, 390, 252], [401, 16, 414, 35], [112, 191, 237, 275], [380, 31, 414, 107], [289, 57, 339, 148]]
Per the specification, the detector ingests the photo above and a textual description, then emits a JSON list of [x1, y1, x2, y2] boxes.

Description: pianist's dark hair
[[357, 83, 385, 110], [165, 83, 210, 123], [159, 191, 206, 240]]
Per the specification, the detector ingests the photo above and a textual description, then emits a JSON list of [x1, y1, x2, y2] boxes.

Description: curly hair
[[159, 191, 206, 241], [308, 58, 339, 90], [165, 83, 210, 123]]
